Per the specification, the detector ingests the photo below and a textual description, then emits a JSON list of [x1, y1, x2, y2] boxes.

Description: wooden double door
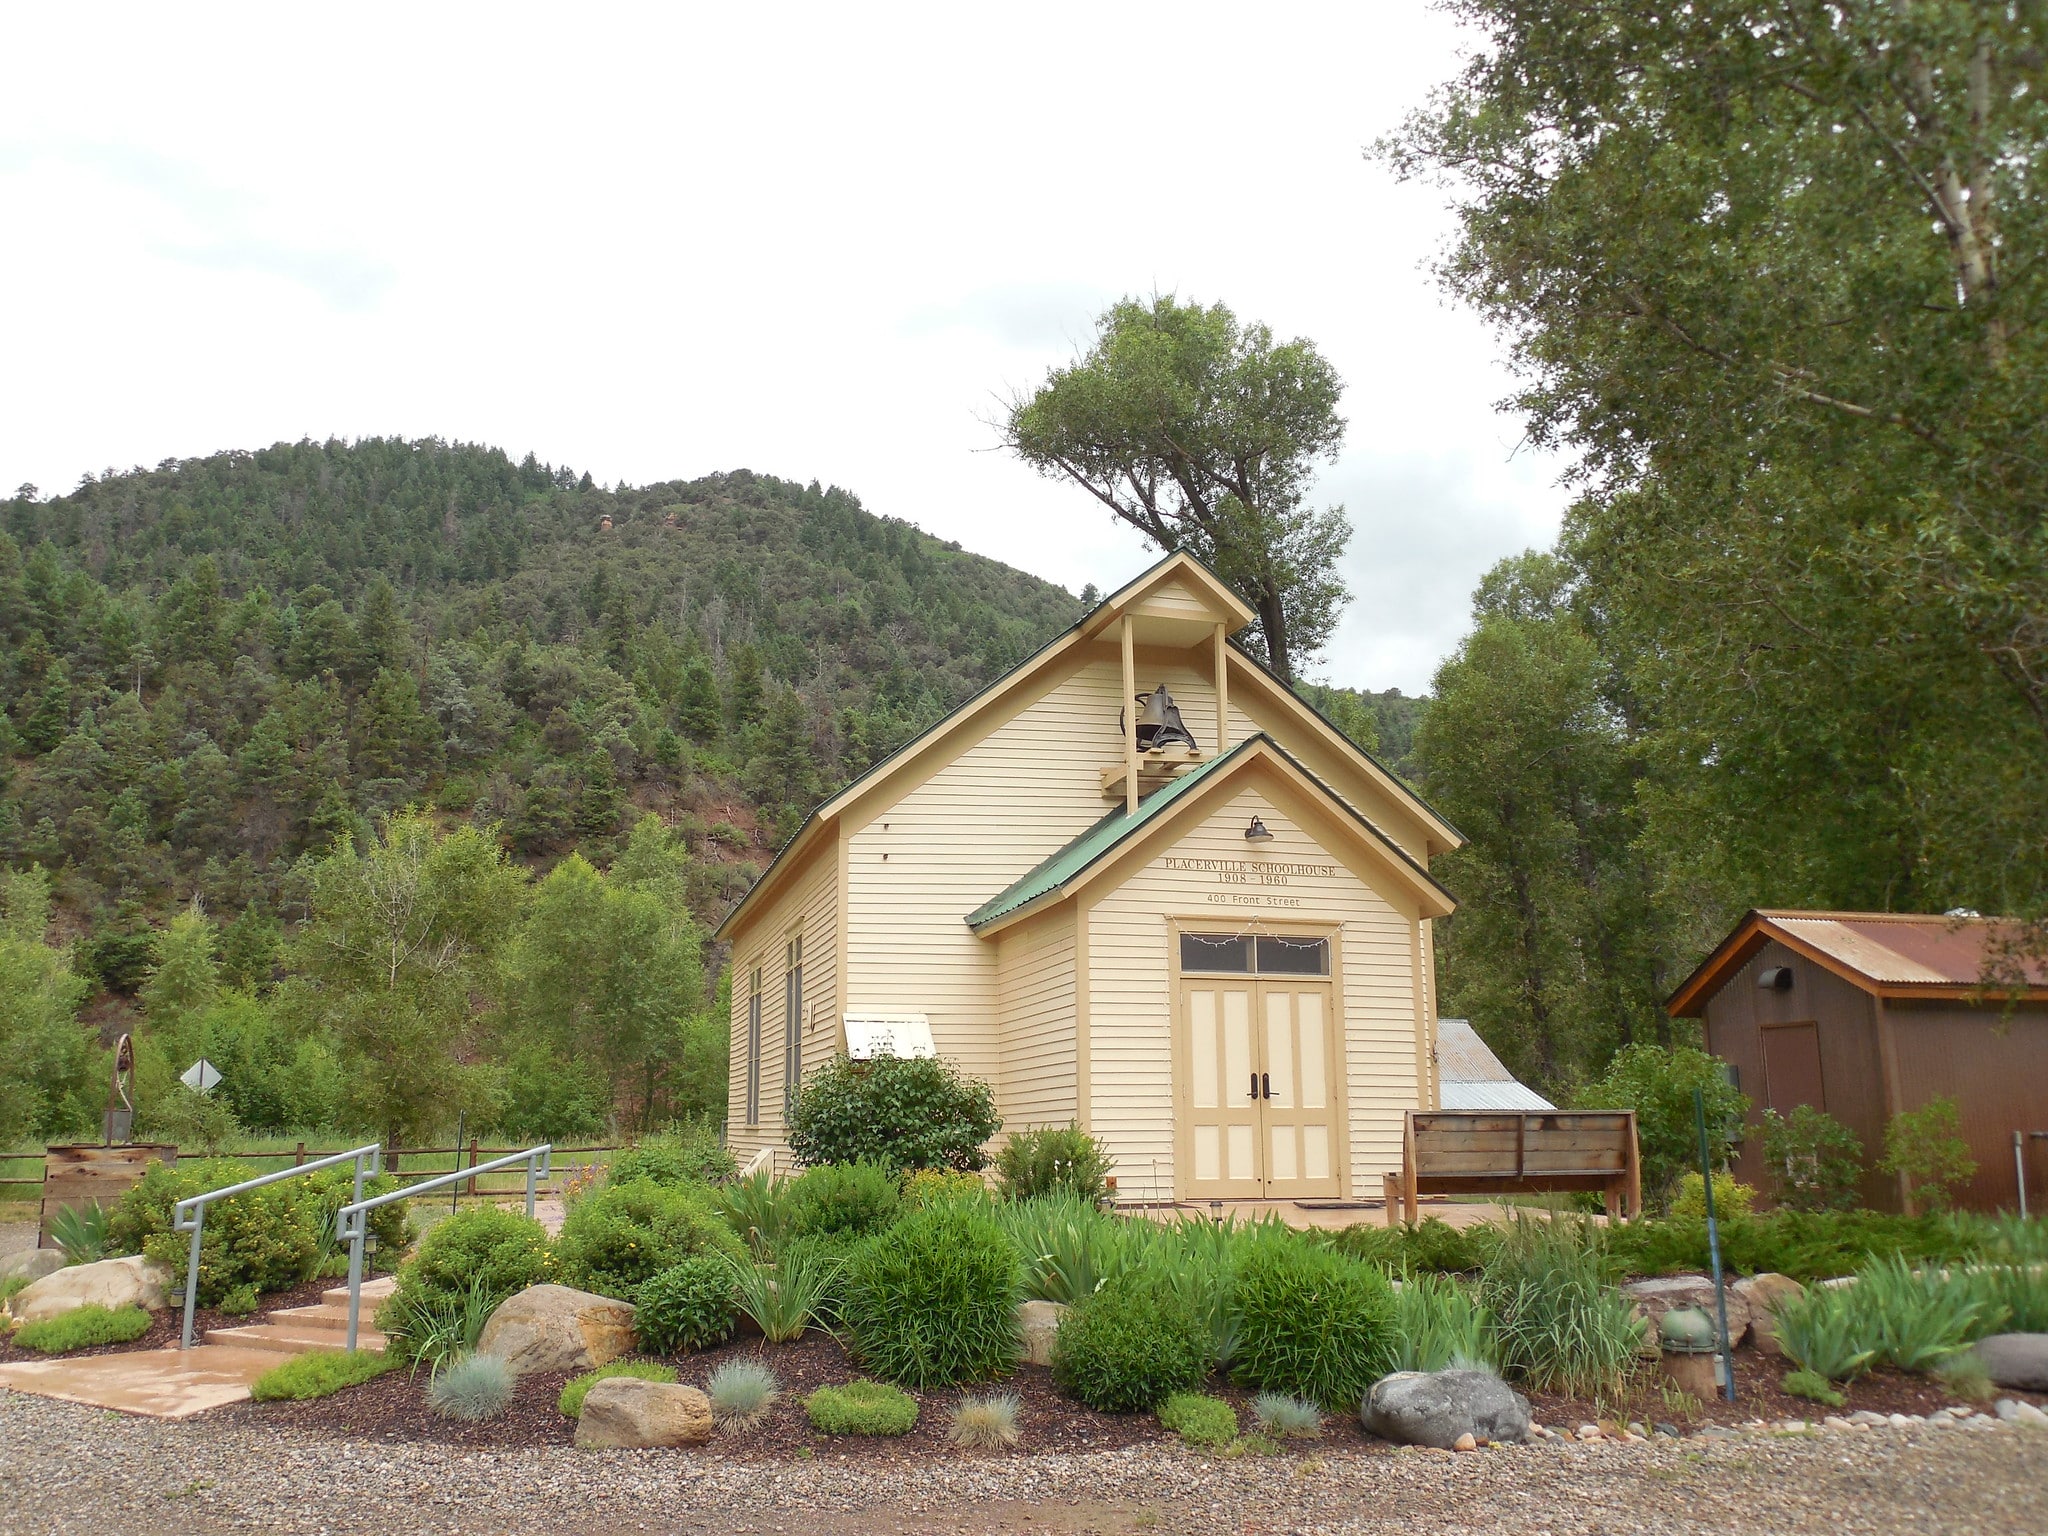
[[1180, 975, 1342, 1199]]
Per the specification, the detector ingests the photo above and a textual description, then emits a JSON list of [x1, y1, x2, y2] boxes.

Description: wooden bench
[[1383, 1110, 1640, 1225]]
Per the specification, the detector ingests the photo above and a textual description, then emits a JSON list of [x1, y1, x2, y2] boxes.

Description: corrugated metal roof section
[[1435, 1019, 1555, 1110], [1764, 911, 2048, 987]]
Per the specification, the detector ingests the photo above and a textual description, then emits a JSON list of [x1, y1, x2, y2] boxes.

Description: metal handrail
[[171, 1142, 382, 1349], [333, 1144, 550, 1350]]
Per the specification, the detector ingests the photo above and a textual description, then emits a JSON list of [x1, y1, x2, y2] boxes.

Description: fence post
[[468, 1137, 480, 1198], [294, 1142, 306, 1168]]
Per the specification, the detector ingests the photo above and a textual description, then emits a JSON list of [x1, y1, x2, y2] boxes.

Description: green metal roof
[[965, 736, 1264, 932]]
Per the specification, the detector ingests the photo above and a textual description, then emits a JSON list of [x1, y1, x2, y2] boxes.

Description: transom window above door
[[1179, 932, 1330, 976]]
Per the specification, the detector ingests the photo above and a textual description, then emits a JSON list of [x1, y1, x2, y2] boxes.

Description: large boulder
[[10, 1255, 172, 1324], [0, 1249, 68, 1286], [574, 1378, 714, 1449], [477, 1284, 635, 1376], [1017, 1300, 1068, 1367], [1972, 1334, 2048, 1391], [1732, 1273, 1805, 1357], [1363, 1370, 1531, 1449], [1622, 1275, 1750, 1349]]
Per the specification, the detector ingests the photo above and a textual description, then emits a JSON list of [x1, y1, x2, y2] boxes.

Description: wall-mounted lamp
[[1244, 816, 1274, 843]]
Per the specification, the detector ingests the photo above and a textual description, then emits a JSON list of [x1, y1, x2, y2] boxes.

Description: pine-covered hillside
[[0, 438, 1083, 987]]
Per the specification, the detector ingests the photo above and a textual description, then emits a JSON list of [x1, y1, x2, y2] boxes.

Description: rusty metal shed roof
[[1668, 910, 2048, 1016]]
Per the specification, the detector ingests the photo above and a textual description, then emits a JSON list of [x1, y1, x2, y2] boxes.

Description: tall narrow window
[[783, 935, 803, 1121], [745, 965, 763, 1126]]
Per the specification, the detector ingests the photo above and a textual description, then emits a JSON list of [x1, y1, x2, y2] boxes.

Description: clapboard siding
[[726, 842, 838, 1172], [995, 909, 1079, 1131], [1087, 784, 1425, 1196]]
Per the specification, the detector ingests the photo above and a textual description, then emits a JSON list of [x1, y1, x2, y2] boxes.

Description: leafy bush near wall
[[787, 1055, 1001, 1172], [553, 1178, 742, 1299], [994, 1125, 1113, 1203], [1231, 1233, 1396, 1411], [1880, 1097, 1978, 1213], [1574, 1044, 1749, 1209], [838, 1205, 1020, 1387], [1669, 1171, 1756, 1222], [606, 1121, 736, 1188], [1051, 1271, 1211, 1412]]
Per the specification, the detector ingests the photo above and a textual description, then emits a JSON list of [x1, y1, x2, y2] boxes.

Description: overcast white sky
[[0, 3, 1568, 696]]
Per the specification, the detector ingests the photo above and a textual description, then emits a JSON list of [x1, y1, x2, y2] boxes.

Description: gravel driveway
[[4, 1392, 2044, 1536]]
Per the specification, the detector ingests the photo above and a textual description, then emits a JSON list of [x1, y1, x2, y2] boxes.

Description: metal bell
[[1135, 684, 1199, 752]]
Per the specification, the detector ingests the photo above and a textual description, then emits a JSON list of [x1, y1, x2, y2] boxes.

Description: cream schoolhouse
[[716, 553, 1461, 1204]]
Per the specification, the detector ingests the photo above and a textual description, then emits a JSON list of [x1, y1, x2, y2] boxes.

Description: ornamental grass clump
[[379, 1204, 551, 1361], [250, 1350, 392, 1401], [1388, 1272, 1494, 1373], [993, 1125, 1114, 1203], [426, 1352, 515, 1421], [805, 1379, 919, 1436], [728, 1249, 840, 1344], [10, 1304, 153, 1354], [1479, 1213, 1643, 1400], [949, 1392, 1024, 1449], [838, 1205, 1020, 1387], [1157, 1391, 1238, 1448], [1231, 1233, 1396, 1411], [1249, 1392, 1323, 1438], [1771, 1284, 1877, 1383], [707, 1359, 781, 1430], [993, 1194, 1145, 1306], [380, 1275, 500, 1370], [714, 1169, 797, 1259], [1854, 1254, 1987, 1372], [1050, 1271, 1210, 1412], [633, 1254, 737, 1354], [558, 1361, 677, 1417]]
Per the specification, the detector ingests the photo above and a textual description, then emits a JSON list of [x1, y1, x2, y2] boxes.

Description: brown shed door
[[1761, 1022, 1825, 1114]]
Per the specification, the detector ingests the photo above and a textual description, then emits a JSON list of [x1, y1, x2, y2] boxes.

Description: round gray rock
[[1972, 1333, 2048, 1391], [1363, 1369, 1531, 1449]]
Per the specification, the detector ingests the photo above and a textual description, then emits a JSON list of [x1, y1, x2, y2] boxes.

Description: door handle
[[1250, 1072, 1259, 1103], [1262, 1072, 1271, 1101]]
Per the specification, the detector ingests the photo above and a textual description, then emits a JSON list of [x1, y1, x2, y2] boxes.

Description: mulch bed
[[0, 1276, 335, 1365]]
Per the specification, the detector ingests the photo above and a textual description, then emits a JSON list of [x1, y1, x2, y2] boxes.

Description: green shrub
[[1782, 1368, 1846, 1407], [1881, 1097, 1978, 1214], [1157, 1391, 1238, 1447], [605, 1121, 736, 1188], [1051, 1272, 1210, 1412], [634, 1255, 738, 1354], [994, 1125, 1113, 1203], [558, 1361, 677, 1417], [109, 1158, 408, 1307], [991, 1194, 1147, 1306], [1321, 1216, 1488, 1275], [1759, 1106, 1866, 1213], [838, 1205, 1020, 1387], [805, 1379, 919, 1435], [1599, 1208, 1975, 1284], [1388, 1271, 1494, 1372], [427, 1352, 514, 1421], [1575, 1044, 1749, 1210], [902, 1168, 989, 1208], [11, 1303, 153, 1353], [1231, 1234, 1395, 1411], [785, 1160, 902, 1240], [788, 1054, 1001, 1172], [553, 1178, 742, 1299], [1963, 1260, 2048, 1333], [1669, 1171, 1756, 1222], [1480, 1214, 1643, 1398], [1854, 1253, 1987, 1371], [391, 1206, 552, 1314], [250, 1350, 392, 1401]]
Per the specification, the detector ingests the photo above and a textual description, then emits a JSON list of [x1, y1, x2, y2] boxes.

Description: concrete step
[[204, 1322, 387, 1355], [321, 1275, 398, 1308], [265, 1303, 352, 1333]]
